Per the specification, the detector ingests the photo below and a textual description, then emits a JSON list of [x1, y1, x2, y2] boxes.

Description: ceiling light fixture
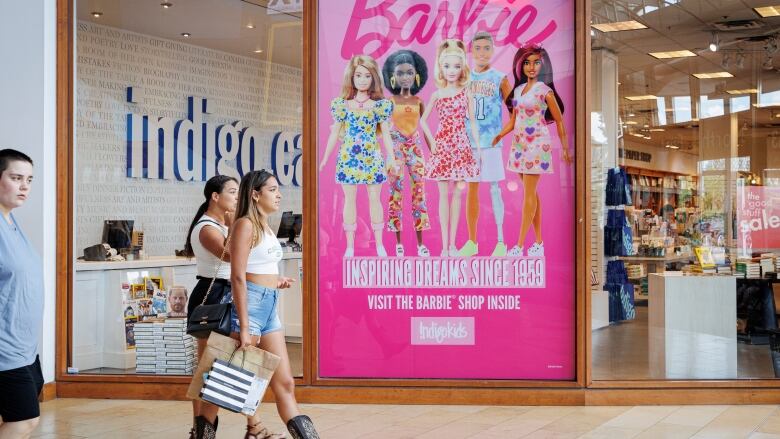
[[628, 113, 635, 117], [254, 49, 263, 53], [591, 21, 647, 32], [160, 2, 173, 8], [726, 89, 759, 95], [648, 50, 697, 59], [246, 24, 256, 29], [91, 11, 103, 17], [625, 121, 639, 125], [755, 6, 780, 17], [649, 128, 665, 132], [665, 144, 680, 149], [709, 32, 719, 52], [692, 72, 733, 79], [181, 32, 191, 38], [625, 95, 658, 101]]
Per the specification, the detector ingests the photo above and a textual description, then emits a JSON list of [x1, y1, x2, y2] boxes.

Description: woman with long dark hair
[[184, 175, 240, 439], [223, 170, 319, 439]]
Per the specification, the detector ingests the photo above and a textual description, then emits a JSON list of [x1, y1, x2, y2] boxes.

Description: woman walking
[[224, 170, 319, 439]]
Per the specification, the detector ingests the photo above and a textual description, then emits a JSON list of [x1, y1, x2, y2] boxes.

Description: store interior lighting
[[709, 32, 719, 52], [591, 20, 647, 32]]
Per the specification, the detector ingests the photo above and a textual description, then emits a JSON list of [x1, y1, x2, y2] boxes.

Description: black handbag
[[187, 230, 232, 339]]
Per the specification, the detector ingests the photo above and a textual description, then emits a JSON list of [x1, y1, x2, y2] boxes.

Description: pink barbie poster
[[317, 0, 576, 379]]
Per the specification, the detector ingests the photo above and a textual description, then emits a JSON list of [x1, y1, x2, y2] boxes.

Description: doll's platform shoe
[[395, 243, 405, 257], [287, 415, 321, 439]]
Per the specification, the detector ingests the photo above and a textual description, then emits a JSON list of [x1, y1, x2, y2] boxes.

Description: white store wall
[[0, 0, 57, 382]]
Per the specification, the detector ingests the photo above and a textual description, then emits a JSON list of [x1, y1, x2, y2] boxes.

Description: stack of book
[[626, 264, 645, 279], [736, 259, 761, 279], [716, 265, 733, 275], [760, 253, 776, 276], [134, 319, 196, 375]]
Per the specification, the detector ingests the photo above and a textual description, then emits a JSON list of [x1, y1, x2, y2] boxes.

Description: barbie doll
[[492, 44, 572, 257], [320, 55, 396, 257], [382, 49, 431, 257], [420, 39, 481, 257]]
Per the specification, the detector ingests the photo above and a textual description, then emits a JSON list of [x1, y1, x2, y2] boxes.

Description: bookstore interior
[[590, 0, 780, 380]]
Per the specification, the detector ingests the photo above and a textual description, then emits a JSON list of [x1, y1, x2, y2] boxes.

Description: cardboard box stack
[[134, 319, 196, 375]]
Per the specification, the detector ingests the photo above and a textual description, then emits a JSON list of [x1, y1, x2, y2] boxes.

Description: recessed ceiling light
[[648, 50, 697, 59], [692, 72, 733, 79], [665, 144, 680, 149], [649, 128, 665, 132], [591, 21, 648, 32], [254, 49, 264, 53], [755, 6, 780, 17], [628, 113, 636, 117], [91, 11, 103, 17], [625, 121, 639, 125], [726, 89, 759, 95], [246, 23, 256, 29], [181, 32, 191, 38], [160, 2, 173, 8], [625, 95, 658, 101]]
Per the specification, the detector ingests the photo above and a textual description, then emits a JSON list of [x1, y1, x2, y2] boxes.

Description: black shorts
[[0, 356, 44, 422], [187, 277, 231, 317]]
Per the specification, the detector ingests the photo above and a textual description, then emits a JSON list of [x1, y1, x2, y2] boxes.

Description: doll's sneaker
[[417, 245, 430, 257], [458, 240, 479, 257], [344, 247, 354, 257], [507, 245, 524, 257], [395, 243, 405, 257], [377, 245, 387, 257], [528, 242, 545, 257], [491, 242, 507, 257]]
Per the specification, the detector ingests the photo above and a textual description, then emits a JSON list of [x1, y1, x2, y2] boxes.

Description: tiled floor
[[31, 399, 780, 438]]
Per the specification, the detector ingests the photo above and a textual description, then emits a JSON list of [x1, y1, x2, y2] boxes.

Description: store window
[[591, 0, 780, 380], [70, 0, 304, 377]]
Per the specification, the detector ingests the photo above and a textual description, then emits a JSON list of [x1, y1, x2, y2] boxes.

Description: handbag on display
[[187, 231, 232, 339], [187, 332, 280, 416]]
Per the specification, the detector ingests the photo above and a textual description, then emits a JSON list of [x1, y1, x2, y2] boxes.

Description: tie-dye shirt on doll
[[330, 98, 394, 184], [506, 82, 554, 174]]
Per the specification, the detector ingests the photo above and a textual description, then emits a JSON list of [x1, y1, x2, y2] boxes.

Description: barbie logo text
[[125, 95, 302, 186], [341, 0, 557, 59]]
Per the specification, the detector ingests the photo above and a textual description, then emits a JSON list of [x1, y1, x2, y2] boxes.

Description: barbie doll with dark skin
[[320, 55, 397, 257], [382, 49, 432, 257], [492, 44, 572, 257], [421, 39, 481, 257]]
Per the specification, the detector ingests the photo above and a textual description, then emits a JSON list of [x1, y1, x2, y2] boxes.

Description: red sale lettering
[[341, 0, 557, 59]]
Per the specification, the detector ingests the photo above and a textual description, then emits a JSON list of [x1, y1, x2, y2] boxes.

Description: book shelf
[[624, 167, 698, 212]]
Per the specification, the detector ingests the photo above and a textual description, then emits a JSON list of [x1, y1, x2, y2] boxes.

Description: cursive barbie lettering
[[342, 0, 558, 59]]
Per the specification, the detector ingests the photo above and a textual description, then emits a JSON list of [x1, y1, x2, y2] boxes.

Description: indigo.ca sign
[[126, 90, 302, 186]]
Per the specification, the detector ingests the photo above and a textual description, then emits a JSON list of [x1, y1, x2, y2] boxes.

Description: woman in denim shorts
[[225, 170, 319, 439]]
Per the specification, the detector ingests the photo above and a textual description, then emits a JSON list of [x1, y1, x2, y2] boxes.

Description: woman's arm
[[319, 122, 343, 171], [380, 120, 397, 172], [420, 92, 438, 153], [199, 226, 230, 262], [546, 92, 571, 164], [492, 111, 516, 146], [229, 218, 254, 348]]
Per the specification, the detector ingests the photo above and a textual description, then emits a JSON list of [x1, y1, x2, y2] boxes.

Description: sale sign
[[737, 186, 780, 254], [317, 0, 576, 379]]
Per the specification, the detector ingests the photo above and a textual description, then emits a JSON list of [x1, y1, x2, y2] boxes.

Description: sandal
[[245, 420, 286, 439]]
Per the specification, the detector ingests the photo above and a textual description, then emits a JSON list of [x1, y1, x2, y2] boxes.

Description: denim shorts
[[221, 282, 282, 336]]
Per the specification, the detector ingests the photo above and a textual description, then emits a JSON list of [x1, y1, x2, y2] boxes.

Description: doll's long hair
[[505, 44, 564, 123], [434, 39, 469, 88], [340, 55, 385, 101], [382, 50, 428, 96]]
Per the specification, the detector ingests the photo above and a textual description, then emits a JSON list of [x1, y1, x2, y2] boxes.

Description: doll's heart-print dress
[[425, 88, 480, 181], [507, 82, 554, 174], [330, 97, 394, 184]]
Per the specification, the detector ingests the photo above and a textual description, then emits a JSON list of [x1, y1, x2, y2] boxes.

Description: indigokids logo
[[125, 92, 302, 186], [411, 317, 475, 345]]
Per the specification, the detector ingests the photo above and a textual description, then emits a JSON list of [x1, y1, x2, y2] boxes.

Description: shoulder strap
[[201, 230, 232, 306]]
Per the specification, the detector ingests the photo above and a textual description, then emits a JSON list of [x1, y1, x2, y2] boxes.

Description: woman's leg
[[342, 185, 357, 254], [437, 181, 450, 255], [532, 192, 542, 243], [193, 338, 219, 424], [0, 418, 39, 439], [517, 174, 540, 247], [465, 182, 480, 243], [449, 181, 465, 251], [258, 331, 299, 423]]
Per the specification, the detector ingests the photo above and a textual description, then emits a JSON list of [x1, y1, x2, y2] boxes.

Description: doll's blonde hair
[[340, 55, 385, 101], [434, 39, 469, 88]]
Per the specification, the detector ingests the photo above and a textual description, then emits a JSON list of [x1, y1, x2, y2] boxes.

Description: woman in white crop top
[[183, 175, 239, 439], [225, 170, 319, 439]]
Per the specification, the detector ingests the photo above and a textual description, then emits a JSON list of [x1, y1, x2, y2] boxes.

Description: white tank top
[[246, 230, 283, 275], [190, 214, 231, 279]]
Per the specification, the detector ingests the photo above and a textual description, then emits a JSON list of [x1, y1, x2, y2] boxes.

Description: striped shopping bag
[[199, 351, 271, 415]]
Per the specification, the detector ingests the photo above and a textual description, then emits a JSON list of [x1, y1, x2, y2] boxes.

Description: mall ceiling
[[592, 0, 780, 154], [77, 0, 302, 68]]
